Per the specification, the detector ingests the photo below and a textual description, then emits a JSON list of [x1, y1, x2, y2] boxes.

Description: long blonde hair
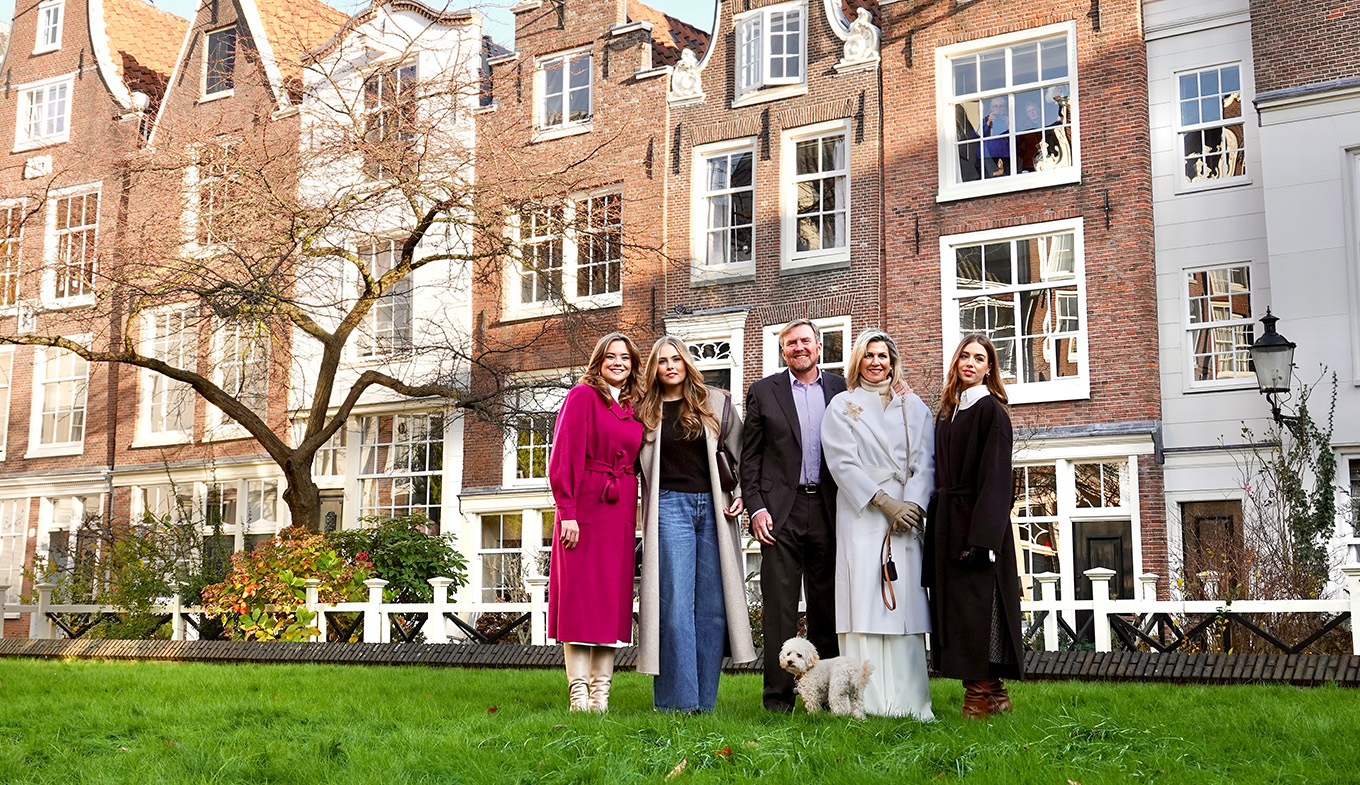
[[637, 335, 720, 439], [937, 333, 1009, 421], [580, 332, 643, 407], [845, 328, 904, 391]]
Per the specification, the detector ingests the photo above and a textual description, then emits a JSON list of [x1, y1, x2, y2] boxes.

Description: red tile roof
[[626, 0, 710, 68], [103, 0, 189, 102], [254, 0, 350, 93]]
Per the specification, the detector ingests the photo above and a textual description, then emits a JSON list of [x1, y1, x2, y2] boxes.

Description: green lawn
[[0, 659, 1354, 784]]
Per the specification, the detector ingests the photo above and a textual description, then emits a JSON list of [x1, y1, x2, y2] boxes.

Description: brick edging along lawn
[[1, 638, 1357, 687]]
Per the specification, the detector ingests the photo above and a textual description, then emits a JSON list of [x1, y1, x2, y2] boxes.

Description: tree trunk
[[282, 460, 323, 533]]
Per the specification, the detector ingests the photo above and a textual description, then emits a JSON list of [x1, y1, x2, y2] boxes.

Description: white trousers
[[839, 631, 934, 721]]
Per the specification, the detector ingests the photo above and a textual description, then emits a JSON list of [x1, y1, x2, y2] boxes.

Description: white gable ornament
[[24, 155, 52, 179], [668, 48, 705, 105], [836, 8, 881, 73]]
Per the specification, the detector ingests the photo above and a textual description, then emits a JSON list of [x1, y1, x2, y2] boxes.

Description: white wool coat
[[822, 387, 935, 636], [636, 391, 758, 675]]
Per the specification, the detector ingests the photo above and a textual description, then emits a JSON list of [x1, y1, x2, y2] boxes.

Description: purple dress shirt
[[789, 369, 826, 484]]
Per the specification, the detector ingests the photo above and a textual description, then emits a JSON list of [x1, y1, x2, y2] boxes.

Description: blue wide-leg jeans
[[655, 489, 727, 712]]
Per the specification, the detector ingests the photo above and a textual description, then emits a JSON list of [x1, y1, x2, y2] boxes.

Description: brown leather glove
[[871, 491, 924, 534]]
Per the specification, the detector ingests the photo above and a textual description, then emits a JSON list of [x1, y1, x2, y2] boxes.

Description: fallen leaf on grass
[[932, 774, 946, 781], [716, 746, 731, 761], [665, 759, 687, 780], [745, 741, 758, 748], [119, 747, 129, 752], [487, 706, 500, 714], [1068, 780, 1083, 785], [163, 739, 180, 748]]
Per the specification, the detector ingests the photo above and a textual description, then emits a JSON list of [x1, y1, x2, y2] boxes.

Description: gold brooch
[[844, 401, 862, 421]]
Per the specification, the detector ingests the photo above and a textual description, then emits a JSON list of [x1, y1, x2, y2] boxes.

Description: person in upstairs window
[[982, 96, 1011, 178]]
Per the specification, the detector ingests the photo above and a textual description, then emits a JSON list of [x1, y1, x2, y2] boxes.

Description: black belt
[[796, 483, 821, 494]]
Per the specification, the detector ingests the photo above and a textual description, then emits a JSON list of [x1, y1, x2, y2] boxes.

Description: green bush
[[325, 514, 467, 602]]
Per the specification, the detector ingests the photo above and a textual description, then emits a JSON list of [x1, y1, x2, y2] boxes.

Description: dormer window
[[205, 27, 236, 98], [536, 49, 591, 133], [35, 0, 62, 54], [735, 1, 806, 96]]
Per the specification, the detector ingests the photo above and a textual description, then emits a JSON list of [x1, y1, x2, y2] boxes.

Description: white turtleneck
[[858, 377, 894, 409], [608, 384, 622, 404]]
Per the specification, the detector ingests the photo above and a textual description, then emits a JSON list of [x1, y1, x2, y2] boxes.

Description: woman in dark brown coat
[[924, 334, 1022, 719]]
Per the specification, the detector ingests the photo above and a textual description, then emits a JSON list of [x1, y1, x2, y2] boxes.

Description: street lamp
[[1248, 308, 1297, 430]]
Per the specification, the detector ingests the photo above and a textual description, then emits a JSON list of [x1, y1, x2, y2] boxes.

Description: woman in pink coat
[[548, 332, 645, 712]]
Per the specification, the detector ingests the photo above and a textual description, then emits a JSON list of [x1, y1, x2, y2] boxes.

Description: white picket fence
[[1023, 564, 1360, 654], [0, 575, 552, 645], [6, 564, 1360, 654]]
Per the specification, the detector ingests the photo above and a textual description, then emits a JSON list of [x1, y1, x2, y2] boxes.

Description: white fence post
[[526, 575, 549, 645], [1139, 573, 1159, 602], [427, 578, 454, 644], [304, 579, 322, 643], [32, 583, 56, 639], [1034, 572, 1060, 651], [1342, 563, 1360, 656], [0, 586, 8, 638], [1086, 568, 1117, 652], [171, 594, 184, 641], [363, 578, 388, 643]]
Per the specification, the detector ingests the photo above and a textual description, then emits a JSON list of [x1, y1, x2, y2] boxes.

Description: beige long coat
[[636, 391, 758, 675]]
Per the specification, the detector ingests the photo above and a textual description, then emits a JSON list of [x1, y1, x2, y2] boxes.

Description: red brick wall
[[465, 0, 672, 489], [665, 1, 884, 395], [1251, 0, 1360, 94]]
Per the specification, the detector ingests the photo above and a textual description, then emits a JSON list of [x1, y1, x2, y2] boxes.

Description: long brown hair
[[937, 333, 1009, 421], [637, 335, 720, 439], [580, 332, 643, 407]]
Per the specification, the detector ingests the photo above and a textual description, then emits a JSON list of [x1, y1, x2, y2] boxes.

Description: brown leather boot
[[986, 678, 1013, 713], [961, 680, 997, 720]]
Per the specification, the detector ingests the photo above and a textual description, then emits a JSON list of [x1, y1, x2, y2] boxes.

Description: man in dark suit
[[741, 319, 847, 713]]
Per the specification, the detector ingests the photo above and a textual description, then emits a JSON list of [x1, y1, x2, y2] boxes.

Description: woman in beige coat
[[637, 336, 757, 712]]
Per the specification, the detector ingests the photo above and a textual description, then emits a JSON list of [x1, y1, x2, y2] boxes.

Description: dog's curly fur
[[777, 637, 873, 720]]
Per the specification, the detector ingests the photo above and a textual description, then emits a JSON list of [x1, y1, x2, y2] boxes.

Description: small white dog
[[777, 636, 874, 720]]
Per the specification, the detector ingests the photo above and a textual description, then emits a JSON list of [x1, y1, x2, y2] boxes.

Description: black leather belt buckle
[[797, 483, 820, 494]]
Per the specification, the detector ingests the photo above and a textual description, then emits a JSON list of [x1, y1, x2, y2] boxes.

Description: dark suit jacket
[[740, 369, 847, 534]]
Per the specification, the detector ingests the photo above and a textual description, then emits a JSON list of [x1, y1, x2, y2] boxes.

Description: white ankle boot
[[563, 644, 592, 712], [588, 647, 616, 713]]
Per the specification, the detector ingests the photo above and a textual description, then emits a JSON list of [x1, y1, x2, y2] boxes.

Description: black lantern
[[1248, 308, 1297, 429]]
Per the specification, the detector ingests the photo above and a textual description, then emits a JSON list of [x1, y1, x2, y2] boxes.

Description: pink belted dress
[[547, 384, 644, 644]]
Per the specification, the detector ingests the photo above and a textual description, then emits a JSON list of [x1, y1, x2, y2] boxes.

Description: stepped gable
[[625, 0, 710, 67], [103, 0, 190, 102]]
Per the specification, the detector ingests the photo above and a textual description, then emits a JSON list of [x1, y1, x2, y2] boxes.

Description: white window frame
[[780, 119, 851, 270], [0, 349, 11, 461], [354, 237, 414, 360], [207, 320, 269, 439], [939, 218, 1089, 405], [1173, 62, 1248, 191], [362, 62, 419, 182], [0, 498, 28, 610], [935, 22, 1080, 202], [41, 183, 100, 308], [534, 47, 592, 140], [732, 0, 809, 107], [690, 137, 758, 283], [193, 142, 237, 249], [135, 306, 196, 447], [36, 493, 99, 592], [761, 315, 851, 377], [1011, 447, 1146, 611], [0, 199, 26, 311], [501, 372, 570, 488], [27, 341, 89, 458], [357, 411, 446, 529], [14, 74, 73, 151], [34, 0, 63, 54], [203, 26, 237, 99], [505, 190, 624, 320], [1183, 262, 1256, 391], [665, 310, 749, 403]]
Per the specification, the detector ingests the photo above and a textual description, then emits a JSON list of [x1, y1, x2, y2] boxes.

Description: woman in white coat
[[821, 328, 935, 720]]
